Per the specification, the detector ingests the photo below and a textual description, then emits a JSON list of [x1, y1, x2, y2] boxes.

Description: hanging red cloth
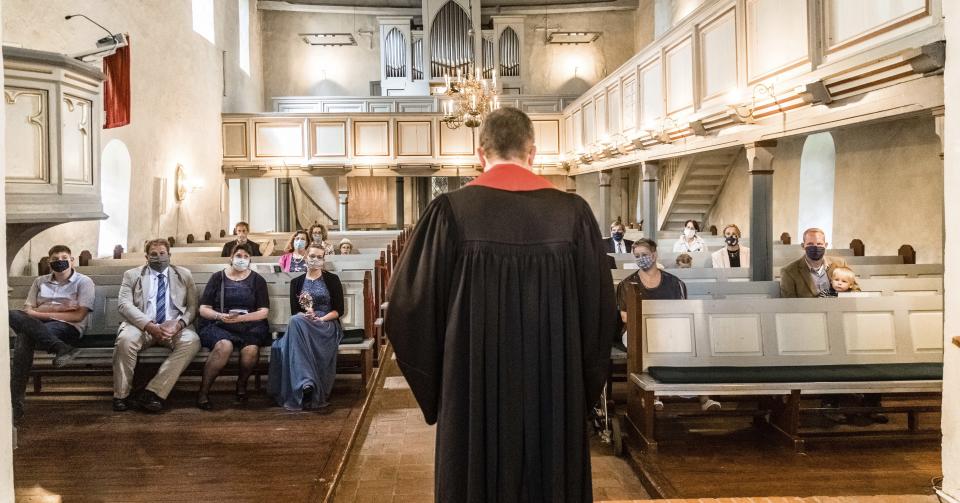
[[103, 35, 130, 129]]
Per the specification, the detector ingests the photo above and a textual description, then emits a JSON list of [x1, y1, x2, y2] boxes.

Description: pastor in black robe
[[385, 163, 618, 502]]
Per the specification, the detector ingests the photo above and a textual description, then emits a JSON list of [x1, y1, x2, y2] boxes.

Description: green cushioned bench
[[647, 363, 943, 384]]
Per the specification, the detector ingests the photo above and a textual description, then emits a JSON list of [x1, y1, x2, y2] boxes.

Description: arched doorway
[[797, 132, 836, 243], [98, 139, 132, 257]]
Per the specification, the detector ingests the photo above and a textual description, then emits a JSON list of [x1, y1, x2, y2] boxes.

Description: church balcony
[[561, 0, 946, 175], [270, 94, 578, 114], [221, 111, 566, 178], [3, 47, 107, 264]]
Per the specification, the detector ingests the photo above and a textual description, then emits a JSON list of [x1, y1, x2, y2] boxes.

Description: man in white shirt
[[602, 221, 634, 254], [113, 239, 200, 413]]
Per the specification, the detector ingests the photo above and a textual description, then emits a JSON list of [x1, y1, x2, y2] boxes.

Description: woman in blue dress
[[269, 243, 345, 410]]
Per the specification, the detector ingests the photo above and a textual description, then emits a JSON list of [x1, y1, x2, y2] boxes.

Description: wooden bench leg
[[639, 389, 658, 453], [33, 374, 42, 394], [254, 370, 262, 391], [908, 410, 919, 432], [361, 348, 373, 389], [768, 390, 804, 452]]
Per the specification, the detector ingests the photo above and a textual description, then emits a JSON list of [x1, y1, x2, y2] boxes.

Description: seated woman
[[673, 219, 708, 253], [309, 224, 335, 256], [337, 238, 356, 255], [279, 230, 310, 273], [269, 244, 345, 410], [196, 242, 271, 409], [711, 224, 750, 268]]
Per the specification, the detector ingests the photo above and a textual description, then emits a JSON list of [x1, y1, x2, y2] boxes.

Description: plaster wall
[[940, 1, 959, 496], [261, 10, 382, 102], [3, 0, 265, 275], [705, 117, 942, 264], [0, 1, 15, 496]]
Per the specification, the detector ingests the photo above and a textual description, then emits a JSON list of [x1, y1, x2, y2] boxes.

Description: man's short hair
[[478, 107, 535, 160], [633, 238, 657, 253], [610, 221, 625, 231], [234, 221, 250, 232], [48, 245, 71, 257], [229, 242, 254, 257], [144, 239, 171, 254], [723, 224, 741, 237], [802, 228, 826, 243]]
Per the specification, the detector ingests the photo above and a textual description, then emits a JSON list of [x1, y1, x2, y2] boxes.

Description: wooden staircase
[[658, 148, 742, 234]]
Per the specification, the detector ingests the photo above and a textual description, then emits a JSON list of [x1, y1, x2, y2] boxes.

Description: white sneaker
[[654, 399, 664, 410], [700, 398, 721, 411]]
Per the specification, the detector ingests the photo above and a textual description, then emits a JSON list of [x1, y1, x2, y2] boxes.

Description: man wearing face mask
[[9, 245, 95, 422], [711, 224, 750, 268], [780, 227, 831, 298], [112, 239, 200, 413], [603, 221, 634, 254], [220, 221, 262, 257]]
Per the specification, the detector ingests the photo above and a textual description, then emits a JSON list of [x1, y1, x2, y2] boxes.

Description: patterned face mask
[[635, 255, 655, 271]]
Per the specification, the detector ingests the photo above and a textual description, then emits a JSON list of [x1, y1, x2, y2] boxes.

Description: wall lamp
[[175, 164, 202, 201], [727, 84, 778, 123]]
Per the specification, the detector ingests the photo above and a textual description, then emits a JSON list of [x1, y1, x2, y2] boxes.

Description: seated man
[[9, 245, 95, 422], [603, 220, 633, 254], [113, 239, 200, 413], [780, 227, 831, 298], [617, 238, 720, 411], [220, 221, 262, 257]]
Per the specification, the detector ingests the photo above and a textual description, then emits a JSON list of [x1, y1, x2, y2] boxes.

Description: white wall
[[98, 139, 132, 258], [0, 0, 15, 496], [247, 178, 277, 232], [3, 0, 265, 274]]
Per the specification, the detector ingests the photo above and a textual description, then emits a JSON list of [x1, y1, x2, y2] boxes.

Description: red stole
[[466, 163, 556, 192]]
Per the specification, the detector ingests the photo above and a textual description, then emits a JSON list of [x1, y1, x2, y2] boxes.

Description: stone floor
[[333, 356, 648, 502]]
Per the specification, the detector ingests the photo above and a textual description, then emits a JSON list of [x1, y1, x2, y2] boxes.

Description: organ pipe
[[499, 27, 519, 77], [430, 1, 474, 78], [385, 28, 406, 78]]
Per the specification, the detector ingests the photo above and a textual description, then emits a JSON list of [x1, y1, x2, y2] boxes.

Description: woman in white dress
[[673, 219, 708, 253]]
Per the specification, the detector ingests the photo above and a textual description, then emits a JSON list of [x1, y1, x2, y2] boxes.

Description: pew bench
[[623, 293, 944, 453]]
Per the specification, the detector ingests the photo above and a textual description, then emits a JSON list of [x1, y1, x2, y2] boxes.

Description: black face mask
[[725, 235, 738, 246], [612, 232, 624, 241], [805, 245, 826, 261], [148, 256, 170, 273], [50, 259, 70, 273]]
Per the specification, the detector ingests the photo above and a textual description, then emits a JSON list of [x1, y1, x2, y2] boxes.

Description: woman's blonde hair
[[828, 263, 861, 292]]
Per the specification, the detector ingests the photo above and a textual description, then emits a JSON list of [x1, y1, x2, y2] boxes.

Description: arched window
[[430, 1, 474, 78], [98, 139, 132, 257], [797, 132, 836, 243], [384, 28, 406, 78], [498, 27, 520, 77]]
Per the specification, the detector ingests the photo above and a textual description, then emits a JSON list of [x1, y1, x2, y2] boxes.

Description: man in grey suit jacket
[[779, 228, 830, 298], [112, 239, 200, 412]]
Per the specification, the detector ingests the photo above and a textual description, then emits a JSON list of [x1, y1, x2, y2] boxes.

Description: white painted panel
[[776, 313, 830, 354], [278, 103, 319, 113], [354, 122, 389, 156], [665, 40, 694, 113], [640, 62, 663, 127], [312, 123, 346, 157], [524, 103, 561, 113], [607, 86, 621, 134], [909, 311, 944, 352], [439, 124, 474, 155], [583, 101, 596, 146], [223, 123, 248, 158], [843, 312, 896, 354], [622, 76, 637, 131], [61, 97, 92, 183], [595, 95, 607, 138], [645, 316, 694, 354], [397, 121, 431, 156], [255, 123, 304, 157], [532, 120, 560, 155], [898, 290, 940, 296], [746, 0, 808, 81], [248, 178, 277, 232], [572, 110, 584, 151], [564, 118, 574, 153], [700, 11, 738, 99], [5, 89, 47, 181], [709, 314, 763, 355], [323, 103, 365, 113], [825, 0, 926, 49], [369, 102, 394, 113], [398, 102, 434, 113]]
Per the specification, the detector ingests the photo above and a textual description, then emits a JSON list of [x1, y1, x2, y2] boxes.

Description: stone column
[[395, 177, 404, 229], [745, 141, 777, 281], [276, 178, 291, 232], [641, 161, 659, 242], [619, 167, 630, 225], [337, 177, 349, 231], [566, 176, 577, 194], [598, 171, 612, 234]]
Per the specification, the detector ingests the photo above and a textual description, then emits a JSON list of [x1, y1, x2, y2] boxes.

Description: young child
[[676, 253, 693, 269], [830, 265, 861, 294]]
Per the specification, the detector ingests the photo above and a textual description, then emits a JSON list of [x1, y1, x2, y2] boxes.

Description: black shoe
[[112, 398, 131, 412], [302, 385, 315, 410], [869, 413, 890, 424], [52, 347, 81, 368], [12, 400, 24, 423], [137, 391, 164, 413], [235, 382, 248, 405], [196, 396, 213, 411]]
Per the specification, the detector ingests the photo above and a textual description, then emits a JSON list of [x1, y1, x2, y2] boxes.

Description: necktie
[[156, 273, 167, 324]]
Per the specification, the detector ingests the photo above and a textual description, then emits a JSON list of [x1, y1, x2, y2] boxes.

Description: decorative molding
[[395, 120, 433, 157], [4, 88, 48, 183], [353, 121, 391, 157], [310, 121, 348, 157], [61, 95, 93, 185]]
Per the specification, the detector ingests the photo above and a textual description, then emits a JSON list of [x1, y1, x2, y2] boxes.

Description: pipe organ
[[498, 27, 520, 77], [384, 28, 406, 78], [429, 1, 474, 78]]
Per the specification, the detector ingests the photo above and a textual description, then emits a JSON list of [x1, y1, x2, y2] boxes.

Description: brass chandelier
[[441, 68, 499, 129]]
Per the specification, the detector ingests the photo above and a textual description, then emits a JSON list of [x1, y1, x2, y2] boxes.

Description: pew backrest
[[638, 295, 944, 371], [86, 253, 381, 269]]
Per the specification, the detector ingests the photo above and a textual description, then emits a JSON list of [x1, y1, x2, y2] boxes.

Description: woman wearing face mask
[[279, 230, 311, 273], [617, 239, 720, 411], [269, 244, 345, 410], [711, 224, 750, 268], [673, 219, 707, 253], [196, 243, 271, 409], [309, 224, 335, 256]]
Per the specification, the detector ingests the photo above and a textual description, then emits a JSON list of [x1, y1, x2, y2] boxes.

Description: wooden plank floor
[[13, 375, 369, 503], [628, 398, 942, 499]]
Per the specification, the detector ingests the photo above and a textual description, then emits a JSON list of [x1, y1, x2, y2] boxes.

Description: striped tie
[[155, 273, 167, 324]]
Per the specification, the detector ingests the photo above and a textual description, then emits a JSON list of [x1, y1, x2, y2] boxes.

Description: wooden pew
[[8, 270, 378, 390], [609, 263, 942, 280], [610, 274, 943, 299], [87, 254, 382, 269], [623, 291, 943, 452]]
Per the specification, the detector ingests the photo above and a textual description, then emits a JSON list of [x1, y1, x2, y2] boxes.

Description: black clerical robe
[[385, 163, 617, 502]]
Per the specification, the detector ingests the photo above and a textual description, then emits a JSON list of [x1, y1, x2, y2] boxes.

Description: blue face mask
[[805, 245, 826, 261], [293, 239, 307, 250], [612, 232, 624, 241], [635, 255, 655, 271]]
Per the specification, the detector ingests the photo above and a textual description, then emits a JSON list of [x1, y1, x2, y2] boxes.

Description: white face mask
[[683, 228, 696, 239], [311, 234, 323, 243], [232, 257, 250, 271], [306, 257, 325, 270]]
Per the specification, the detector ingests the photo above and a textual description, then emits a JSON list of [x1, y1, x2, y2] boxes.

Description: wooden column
[[395, 177, 404, 229], [566, 176, 577, 194], [337, 176, 349, 231], [641, 161, 659, 242], [598, 171, 612, 233], [746, 141, 777, 281], [619, 167, 630, 225]]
